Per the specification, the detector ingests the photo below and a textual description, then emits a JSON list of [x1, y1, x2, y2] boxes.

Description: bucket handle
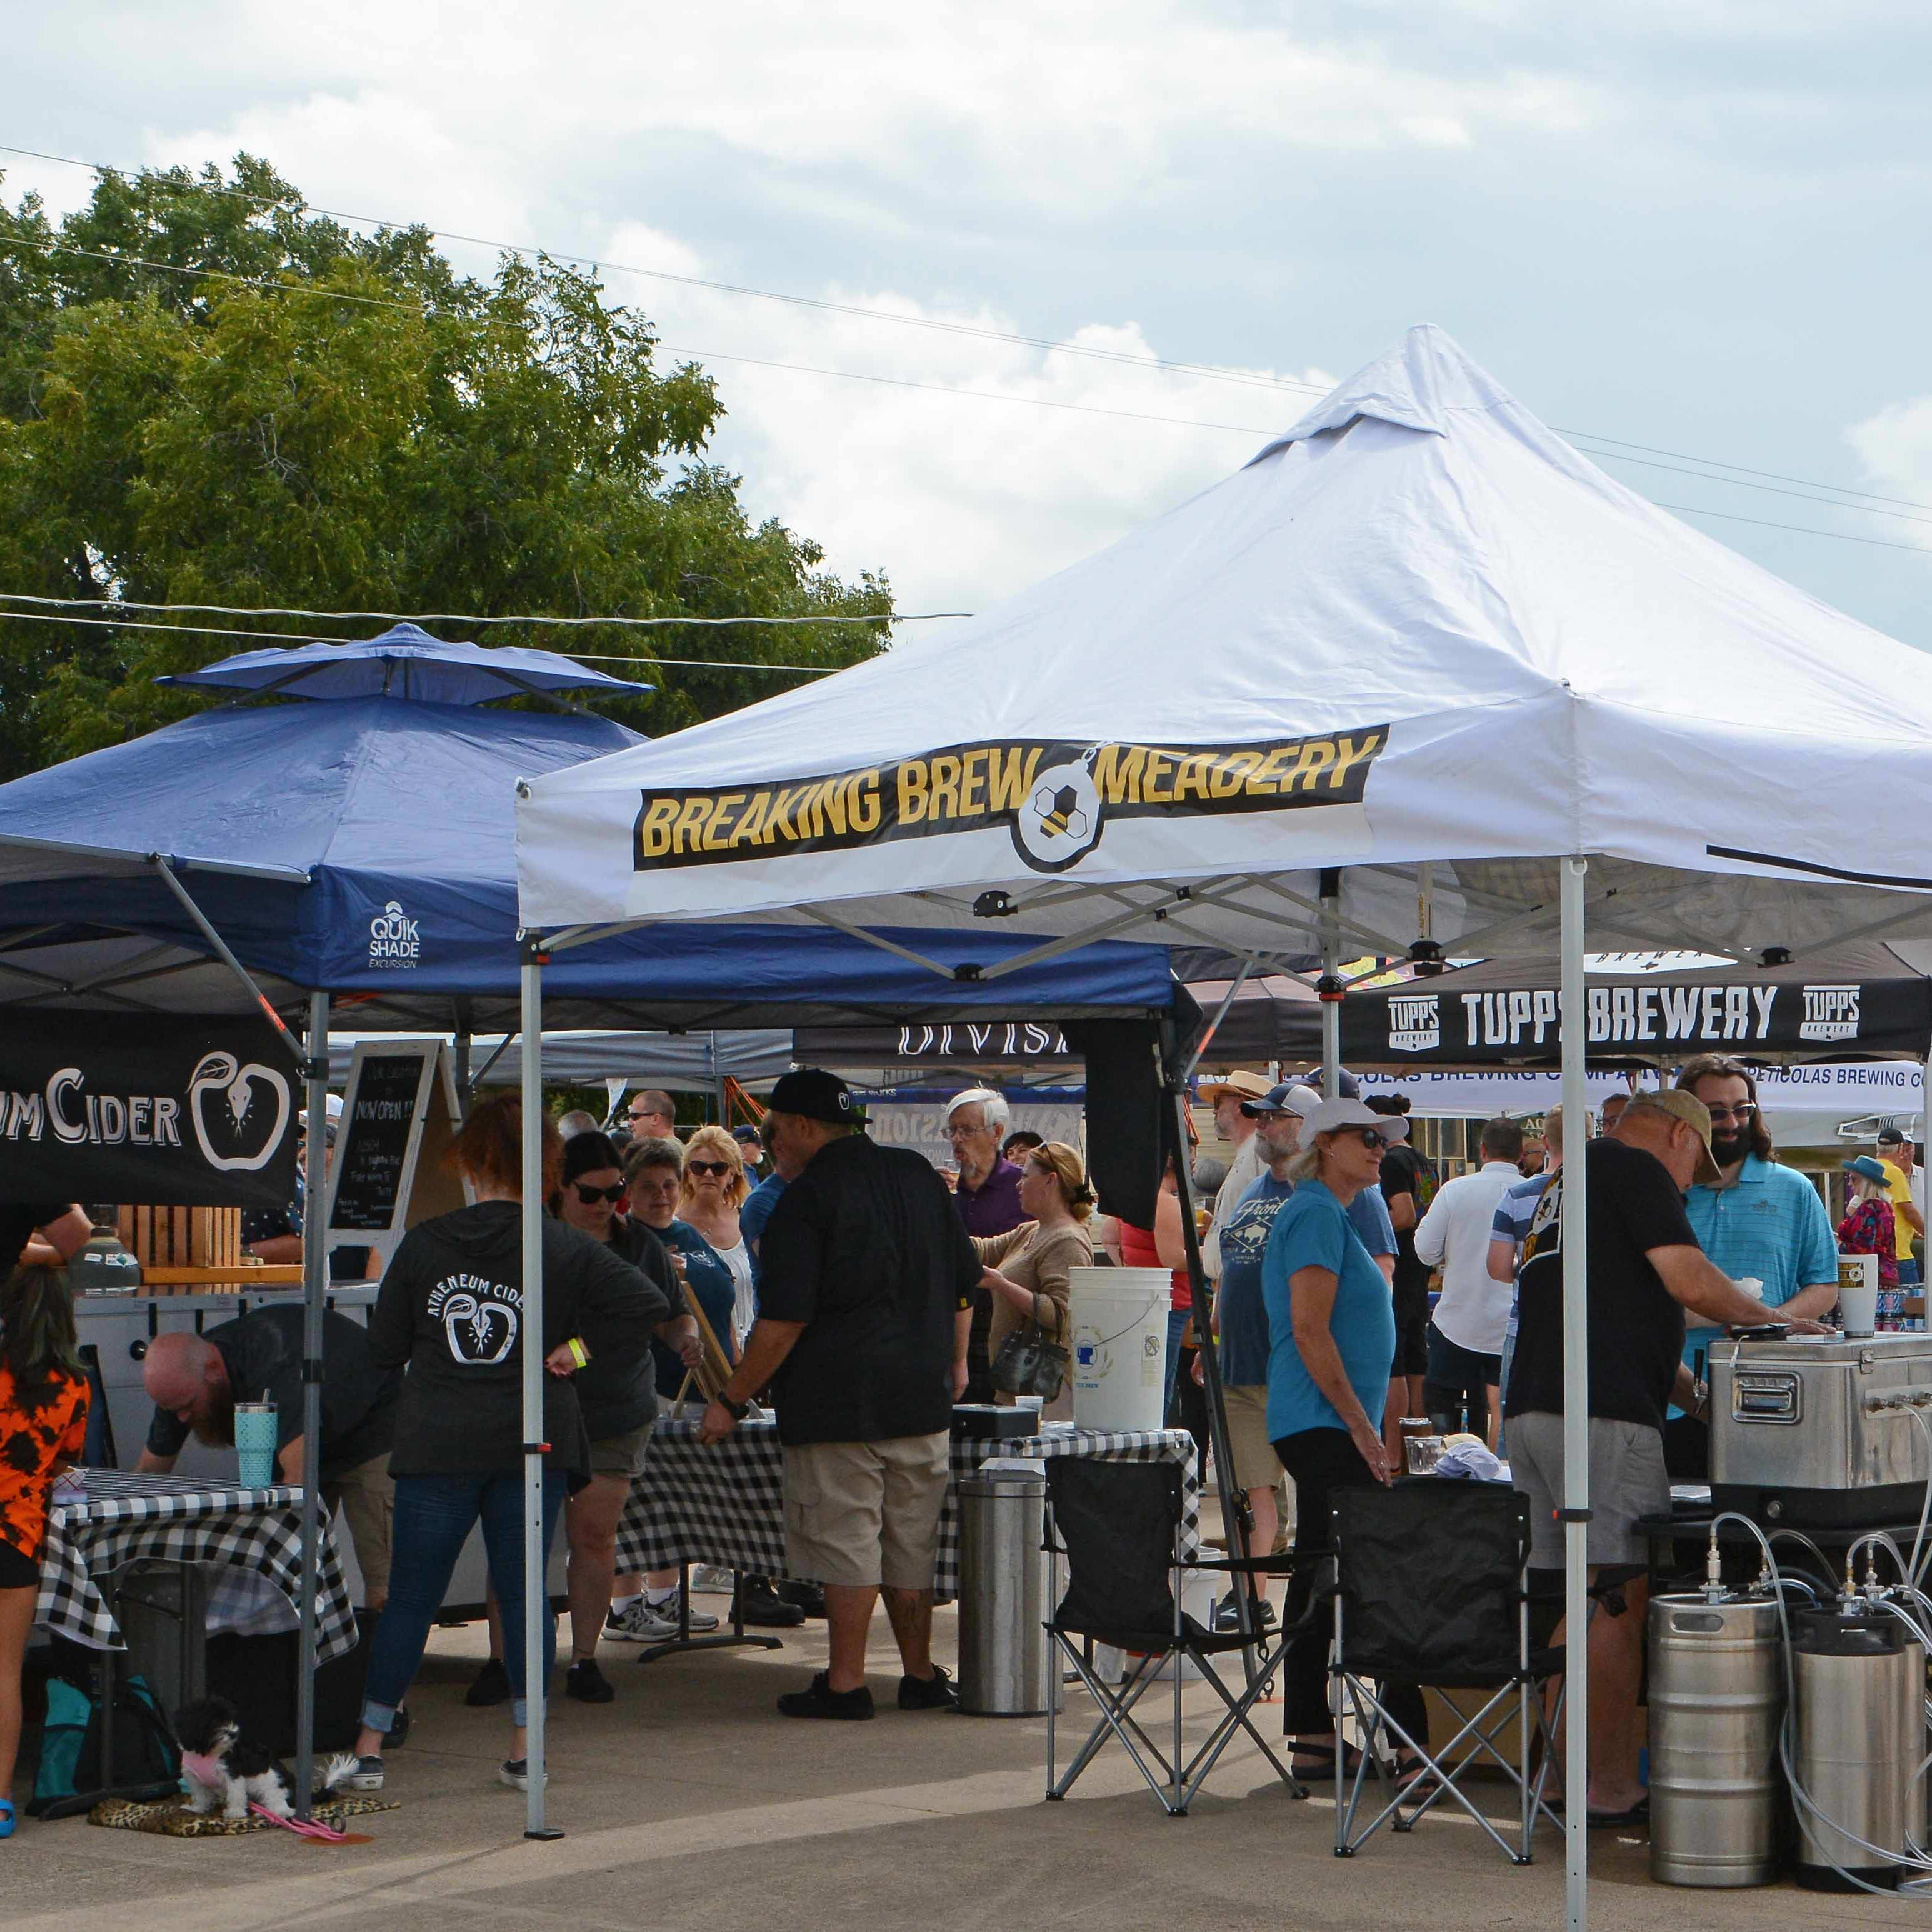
[[1081, 1301, 1169, 1350]]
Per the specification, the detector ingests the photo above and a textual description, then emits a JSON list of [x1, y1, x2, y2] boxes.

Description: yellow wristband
[[567, 1336, 589, 1369]]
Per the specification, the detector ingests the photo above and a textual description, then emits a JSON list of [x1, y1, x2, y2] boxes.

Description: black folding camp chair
[[1043, 1458, 1306, 1817], [1329, 1481, 1565, 1864]]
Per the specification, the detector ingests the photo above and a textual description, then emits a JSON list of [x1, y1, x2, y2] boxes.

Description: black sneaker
[[384, 1703, 411, 1749], [566, 1658, 614, 1704], [466, 1657, 511, 1707], [898, 1663, 959, 1711], [777, 1670, 874, 1720], [774, 1578, 828, 1619], [1214, 1595, 1279, 1633], [736, 1578, 806, 1628]]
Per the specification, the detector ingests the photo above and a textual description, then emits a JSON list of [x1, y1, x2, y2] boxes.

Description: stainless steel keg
[[1648, 1593, 1785, 1887], [1793, 1606, 1927, 1891]]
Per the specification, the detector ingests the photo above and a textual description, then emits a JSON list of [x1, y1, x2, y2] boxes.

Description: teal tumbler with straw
[[234, 1399, 278, 1487]]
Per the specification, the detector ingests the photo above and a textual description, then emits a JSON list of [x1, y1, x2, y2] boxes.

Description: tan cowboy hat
[[1198, 1069, 1274, 1104]]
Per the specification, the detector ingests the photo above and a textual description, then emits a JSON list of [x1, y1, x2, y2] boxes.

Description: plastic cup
[[1014, 1395, 1045, 1416], [234, 1401, 278, 1487], [1839, 1279, 1880, 1339]]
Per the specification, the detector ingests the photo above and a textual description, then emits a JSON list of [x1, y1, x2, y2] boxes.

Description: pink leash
[[250, 1802, 352, 1842]]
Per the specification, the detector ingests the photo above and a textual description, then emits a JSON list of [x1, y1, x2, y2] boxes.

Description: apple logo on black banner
[[441, 1292, 518, 1364], [188, 1051, 293, 1173]]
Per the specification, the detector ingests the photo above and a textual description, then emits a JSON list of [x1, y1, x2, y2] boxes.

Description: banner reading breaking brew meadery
[[0, 1013, 300, 1206]]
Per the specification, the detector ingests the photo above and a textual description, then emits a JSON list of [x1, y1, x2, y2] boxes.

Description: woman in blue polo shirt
[[1263, 1094, 1424, 1774]]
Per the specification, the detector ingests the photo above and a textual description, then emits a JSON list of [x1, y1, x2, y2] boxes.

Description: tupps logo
[[632, 727, 1389, 878], [1388, 992, 1442, 1053], [1799, 984, 1861, 1043], [369, 900, 421, 969], [188, 1052, 293, 1173]]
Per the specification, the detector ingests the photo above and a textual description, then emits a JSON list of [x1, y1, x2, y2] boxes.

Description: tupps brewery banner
[[0, 1013, 299, 1206]]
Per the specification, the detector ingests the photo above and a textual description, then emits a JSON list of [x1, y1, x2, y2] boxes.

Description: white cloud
[[1847, 399, 1932, 549], [599, 223, 1334, 613]]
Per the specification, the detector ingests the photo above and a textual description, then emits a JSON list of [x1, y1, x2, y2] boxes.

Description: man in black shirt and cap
[[699, 1069, 978, 1719]]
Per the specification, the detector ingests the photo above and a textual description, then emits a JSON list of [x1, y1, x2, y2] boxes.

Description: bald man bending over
[[136, 1304, 401, 1611]]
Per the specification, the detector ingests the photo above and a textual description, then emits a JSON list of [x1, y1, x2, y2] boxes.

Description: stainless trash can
[[958, 1471, 1059, 1716]]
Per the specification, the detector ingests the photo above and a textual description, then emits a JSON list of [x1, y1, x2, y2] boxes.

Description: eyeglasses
[[686, 1159, 733, 1178], [944, 1121, 993, 1139], [1346, 1127, 1391, 1151], [573, 1183, 627, 1205], [1703, 1103, 1757, 1123]]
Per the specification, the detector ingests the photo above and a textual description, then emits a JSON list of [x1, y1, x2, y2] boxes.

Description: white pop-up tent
[[518, 324, 1932, 1918]]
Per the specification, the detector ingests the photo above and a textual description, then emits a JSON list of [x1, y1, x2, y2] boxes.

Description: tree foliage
[[0, 156, 891, 776]]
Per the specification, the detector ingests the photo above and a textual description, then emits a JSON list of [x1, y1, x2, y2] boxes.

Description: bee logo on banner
[[0, 1014, 299, 1207], [631, 728, 1389, 878]]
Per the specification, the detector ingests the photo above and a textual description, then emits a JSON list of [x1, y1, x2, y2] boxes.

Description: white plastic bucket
[[1068, 1266, 1171, 1434]]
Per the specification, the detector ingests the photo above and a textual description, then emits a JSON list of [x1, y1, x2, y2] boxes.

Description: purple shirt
[[953, 1157, 1026, 1238]]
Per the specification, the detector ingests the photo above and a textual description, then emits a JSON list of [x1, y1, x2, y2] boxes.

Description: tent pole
[[1319, 868, 1342, 1098], [518, 941, 561, 1840], [293, 989, 329, 1817], [1160, 1074, 1255, 1651], [1559, 858, 1591, 1932]]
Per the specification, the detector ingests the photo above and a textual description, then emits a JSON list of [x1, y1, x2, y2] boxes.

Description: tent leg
[[519, 943, 562, 1841], [294, 989, 329, 1818], [1319, 869, 1341, 1099], [1559, 858, 1591, 1932], [1161, 1081, 1255, 1659]]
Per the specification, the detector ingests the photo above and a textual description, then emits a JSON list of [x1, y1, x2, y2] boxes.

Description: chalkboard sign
[[330, 1054, 425, 1231]]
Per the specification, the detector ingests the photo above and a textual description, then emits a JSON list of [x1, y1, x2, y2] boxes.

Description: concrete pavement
[[9, 1608, 1928, 1931]]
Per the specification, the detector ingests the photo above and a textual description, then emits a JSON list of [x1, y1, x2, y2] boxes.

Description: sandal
[[0, 1798, 14, 1839]]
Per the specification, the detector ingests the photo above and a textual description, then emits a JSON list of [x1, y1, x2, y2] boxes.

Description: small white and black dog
[[173, 1697, 359, 1820]]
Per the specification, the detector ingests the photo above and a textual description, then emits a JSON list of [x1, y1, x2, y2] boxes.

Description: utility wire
[[0, 606, 851, 671], [5, 139, 1924, 518], [0, 591, 934, 627], [8, 186, 1932, 551]]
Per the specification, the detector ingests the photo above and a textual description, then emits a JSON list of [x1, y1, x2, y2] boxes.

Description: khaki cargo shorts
[[323, 1450, 395, 1602], [781, 1431, 949, 1590]]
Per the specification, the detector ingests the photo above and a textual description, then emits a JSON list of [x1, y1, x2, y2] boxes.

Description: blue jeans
[[1163, 1306, 1191, 1419], [361, 1470, 565, 1732], [1901, 1259, 1921, 1288]]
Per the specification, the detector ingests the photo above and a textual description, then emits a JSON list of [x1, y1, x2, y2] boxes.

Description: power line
[[8, 168, 1932, 549], [0, 141, 1335, 404], [0, 591, 934, 627], [0, 607, 855, 672], [10, 139, 1923, 519], [1654, 502, 1932, 554]]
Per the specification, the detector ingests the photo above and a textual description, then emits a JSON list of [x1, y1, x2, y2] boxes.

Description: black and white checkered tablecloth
[[614, 1419, 1199, 1595], [38, 1470, 358, 1663]]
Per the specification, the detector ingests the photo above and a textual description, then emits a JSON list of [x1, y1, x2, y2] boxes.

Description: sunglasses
[[574, 1183, 627, 1205], [1345, 1127, 1391, 1151], [686, 1159, 734, 1178]]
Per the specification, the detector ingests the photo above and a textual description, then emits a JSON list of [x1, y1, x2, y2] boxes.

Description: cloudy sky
[[9, 2, 1932, 649]]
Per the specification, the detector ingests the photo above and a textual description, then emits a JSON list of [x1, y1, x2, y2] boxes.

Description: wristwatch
[[716, 1391, 751, 1422]]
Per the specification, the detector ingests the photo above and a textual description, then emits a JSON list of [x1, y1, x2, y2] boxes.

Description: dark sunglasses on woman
[[574, 1182, 627, 1205], [1346, 1127, 1391, 1151], [686, 1159, 733, 1178]]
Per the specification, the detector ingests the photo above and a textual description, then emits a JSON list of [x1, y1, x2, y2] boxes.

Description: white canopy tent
[[516, 325, 1932, 1918]]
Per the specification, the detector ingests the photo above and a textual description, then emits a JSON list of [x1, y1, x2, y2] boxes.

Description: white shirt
[[716, 1239, 756, 1349], [1203, 1132, 1268, 1280], [1413, 1160, 1525, 1355]]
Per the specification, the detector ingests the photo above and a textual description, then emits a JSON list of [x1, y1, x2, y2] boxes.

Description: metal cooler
[[1709, 1333, 1932, 1528]]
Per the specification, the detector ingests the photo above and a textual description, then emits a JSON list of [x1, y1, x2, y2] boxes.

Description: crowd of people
[[1, 1053, 1923, 1829]]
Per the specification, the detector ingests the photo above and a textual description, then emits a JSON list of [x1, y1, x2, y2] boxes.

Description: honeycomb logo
[[1011, 750, 1105, 871]]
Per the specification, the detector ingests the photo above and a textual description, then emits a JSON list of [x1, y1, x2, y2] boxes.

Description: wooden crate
[[119, 1205, 242, 1268]]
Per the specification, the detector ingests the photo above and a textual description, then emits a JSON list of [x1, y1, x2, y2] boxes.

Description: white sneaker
[[605, 1599, 681, 1641], [646, 1590, 721, 1634], [691, 1564, 734, 1595]]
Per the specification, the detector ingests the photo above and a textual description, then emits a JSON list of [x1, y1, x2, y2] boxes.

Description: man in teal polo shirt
[[1669, 1055, 1838, 1477]]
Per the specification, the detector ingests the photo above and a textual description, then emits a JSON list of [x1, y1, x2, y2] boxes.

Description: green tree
[[0, 157, 891, 776]]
